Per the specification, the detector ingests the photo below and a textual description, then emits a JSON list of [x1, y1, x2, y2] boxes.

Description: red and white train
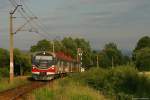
[[31, 51, 81, 80]]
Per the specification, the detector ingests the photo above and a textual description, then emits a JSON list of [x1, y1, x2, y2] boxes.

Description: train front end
[[31, 52, 56, 80]]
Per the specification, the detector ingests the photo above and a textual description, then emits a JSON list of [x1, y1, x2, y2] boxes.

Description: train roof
[[32, 51, 78, 62], [55, 52, 75, 62]]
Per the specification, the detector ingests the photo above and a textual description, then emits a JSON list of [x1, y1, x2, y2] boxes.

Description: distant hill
[[121, 49, 132, 57]]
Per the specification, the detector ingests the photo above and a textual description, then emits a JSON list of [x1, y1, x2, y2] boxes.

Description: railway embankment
[[70, 66, 150, 99], [0, 77, 50, 100], [23, 66, 150, 100], [0, 76, 29, 92], [26, 78, 106, 100]]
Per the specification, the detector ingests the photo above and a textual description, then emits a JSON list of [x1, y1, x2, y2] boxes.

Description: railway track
[[0, 80, 52, 100]]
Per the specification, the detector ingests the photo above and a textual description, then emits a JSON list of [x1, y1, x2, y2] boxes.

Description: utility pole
[[77, 48, 82, 72], [9, 4, 22, 82], [52, 41, 55, 53]]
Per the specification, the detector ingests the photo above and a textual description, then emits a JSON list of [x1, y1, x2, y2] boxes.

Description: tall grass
[[28, 66, 150, 99], [29, 78, 106, 100], [0, 76, 29, 92], [70, 66, 150, 99]]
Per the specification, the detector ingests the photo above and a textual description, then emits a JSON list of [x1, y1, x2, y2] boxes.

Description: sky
[[0, 0, 150, 51]]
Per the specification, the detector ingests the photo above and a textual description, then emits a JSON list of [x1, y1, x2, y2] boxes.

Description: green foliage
[[98, 52, 110, 68], [30, 39, 52, 52], [75, 38, 92, 67], [71, 66, 150, 98], [0, 67, 9, 78], [97, 42, 124, 68], [53, 40, 64, 52], [0, 77, 29, 92], [30, 37, 93, 68], [122, 55, 131, 65], [14, 48, 31, 75], [134, 48, 150, 71], [133, 36, 150, 71], [34, 88, 54, 100], [31, 78, 105, 100], [62, 37, 77, 57], [0, 48, 10, 77], [0, 48, 9, 67], [134, 36, 150, 51], [104, 42, 118, 50]]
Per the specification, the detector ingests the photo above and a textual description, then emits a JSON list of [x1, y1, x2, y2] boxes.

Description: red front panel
[[32, 65, 56, 73]]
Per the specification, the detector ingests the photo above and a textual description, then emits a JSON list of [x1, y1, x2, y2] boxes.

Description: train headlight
[[51, 67, 54, 70]]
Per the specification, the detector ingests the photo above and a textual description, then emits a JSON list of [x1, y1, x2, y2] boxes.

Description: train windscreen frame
[[34, 55, 54, 69]]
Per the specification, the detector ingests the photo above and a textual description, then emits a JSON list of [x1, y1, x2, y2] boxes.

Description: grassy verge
[[70, 66, 150, 99], [27, 78, 106, 100], [0, 76, 29, 92], [26, 66, 150, 99], [139, 72, 150, 79]]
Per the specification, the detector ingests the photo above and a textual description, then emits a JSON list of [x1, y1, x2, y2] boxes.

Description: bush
[[0, 67, 9, 78], [14, 49, 31, 75], [0, 48, 9, 67], [134, 47, 150, 71], [71, 66, 150, 99]]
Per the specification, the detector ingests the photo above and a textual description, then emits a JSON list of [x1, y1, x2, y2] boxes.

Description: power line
[[8, 0, 54, 40], [9, 0, 38, 32], [21, 0, 54, 39], [8, 1, 44, 42]]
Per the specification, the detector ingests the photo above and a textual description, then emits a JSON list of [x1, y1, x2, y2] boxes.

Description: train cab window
[[34, 55, 54, 68]]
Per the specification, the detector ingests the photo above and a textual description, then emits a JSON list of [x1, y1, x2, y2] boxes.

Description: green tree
[[75, 38, 92, 68], [133, 36, 150, 71], [53, 40, 64, 52], [62, 37, 77, 57], [0, 48, 9, 77], [91, 50, 98, 67], [0, 48, 9, 67], [122, 55, 131, 65], [98, 51, 110, 68], [134, 48, 150, 71], [134, 36, 150, 51], [30, 37, 93, 68], [14, 49, 31, 75], [30, 39, 52, 52], [98, 43, 123, 68]]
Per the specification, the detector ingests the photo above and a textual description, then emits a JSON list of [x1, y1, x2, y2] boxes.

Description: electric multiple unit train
[[31, 51, 81, 80]]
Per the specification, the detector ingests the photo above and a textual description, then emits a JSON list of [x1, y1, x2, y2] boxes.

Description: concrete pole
[[9, 5, 22, 82], [9, 13, 14, 82]]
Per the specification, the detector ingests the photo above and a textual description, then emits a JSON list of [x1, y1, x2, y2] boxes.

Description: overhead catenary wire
[[21, 1, 52, 38], [15, 0, 52, 38], [8, 0, 50, 39], [21, 0, 51, 34]]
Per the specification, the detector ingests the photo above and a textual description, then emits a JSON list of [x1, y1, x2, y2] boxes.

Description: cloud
[[1, 0, 150, 50]]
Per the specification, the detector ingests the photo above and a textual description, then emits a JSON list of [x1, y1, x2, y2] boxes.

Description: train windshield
[[34, 55, 54, 68], [35, 56, 53, 60]]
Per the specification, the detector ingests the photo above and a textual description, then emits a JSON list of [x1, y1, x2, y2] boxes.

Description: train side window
[[63, 61, 67, 66], [57, 60, 60, 66], [61, 61, 64, 67]]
